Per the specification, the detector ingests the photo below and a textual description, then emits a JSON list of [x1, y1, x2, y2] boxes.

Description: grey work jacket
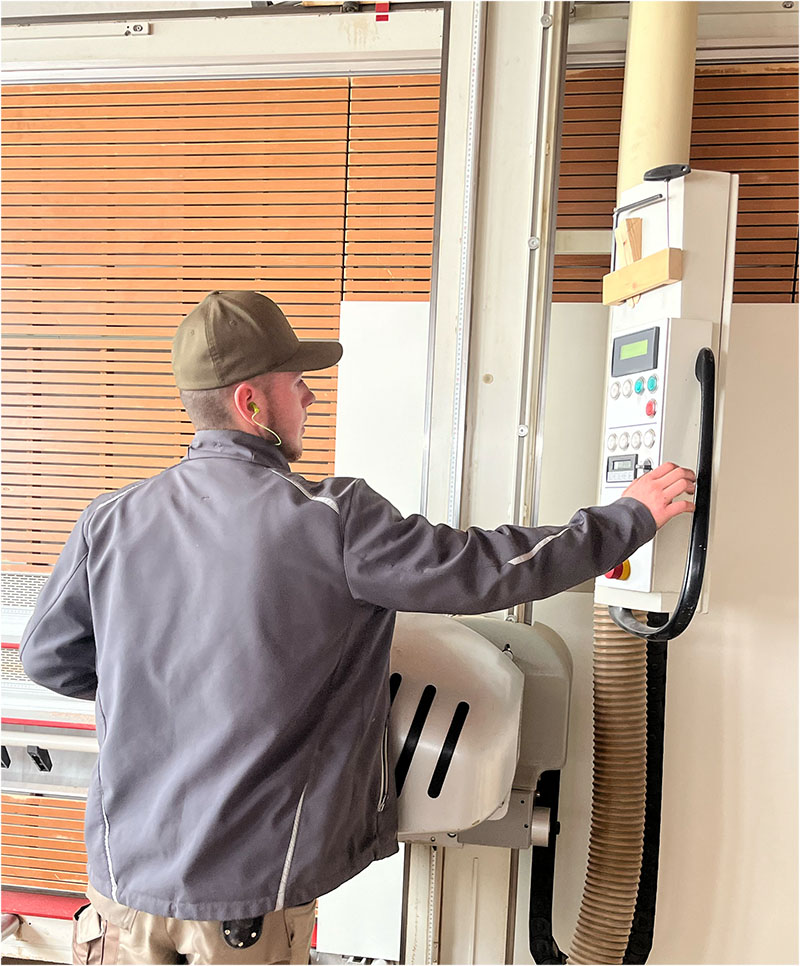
[[20, 430, 656, 921]]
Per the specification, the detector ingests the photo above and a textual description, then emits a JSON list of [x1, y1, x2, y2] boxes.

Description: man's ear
[[232, 382, 256, 422]]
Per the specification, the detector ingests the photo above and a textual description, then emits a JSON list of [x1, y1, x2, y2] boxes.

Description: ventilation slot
[[427, 702, 470, 799], [394, 684, 436, 796], [2, 647, 28, 683], [2, 572, 48, 608]]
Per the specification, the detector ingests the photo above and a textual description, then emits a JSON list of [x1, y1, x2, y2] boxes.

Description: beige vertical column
[[617, 1, 698, 199]]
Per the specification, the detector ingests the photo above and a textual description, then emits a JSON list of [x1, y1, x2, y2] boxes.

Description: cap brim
[[273, 340, 343, 373]]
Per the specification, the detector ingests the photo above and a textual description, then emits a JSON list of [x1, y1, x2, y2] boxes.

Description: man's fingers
[[665, 498, 695, 520], [648, 461, 679, 480], [663, 479, 696, 502], [657, 465, 696, 486]]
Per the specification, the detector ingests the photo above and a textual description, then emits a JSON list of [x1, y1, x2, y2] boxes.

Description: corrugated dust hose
[[567, 605, 648, 965]]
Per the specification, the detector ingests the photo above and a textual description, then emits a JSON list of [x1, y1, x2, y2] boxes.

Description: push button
[[634, 378, 645, 395], [605, 560, 631, 581], [647, 375, 658, 392], [646, 399, 657, 418]]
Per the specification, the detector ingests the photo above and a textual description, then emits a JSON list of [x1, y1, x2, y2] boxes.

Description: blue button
[[634, 378, 645, 394], [647, 375, 658, 392]]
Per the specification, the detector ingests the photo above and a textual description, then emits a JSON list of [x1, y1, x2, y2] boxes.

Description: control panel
[[594, 169, 737, 614], [596, 316, 711, 606]]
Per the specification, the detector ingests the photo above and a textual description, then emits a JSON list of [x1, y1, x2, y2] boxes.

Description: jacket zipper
[[378, 724, 389, 812]]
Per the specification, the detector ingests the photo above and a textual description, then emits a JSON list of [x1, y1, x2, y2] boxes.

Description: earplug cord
[[248, 404, 282, 446]]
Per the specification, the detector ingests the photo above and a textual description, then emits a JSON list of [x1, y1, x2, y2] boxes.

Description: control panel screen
[[611, 327, 660, 377], [607, 454, 638, 483]]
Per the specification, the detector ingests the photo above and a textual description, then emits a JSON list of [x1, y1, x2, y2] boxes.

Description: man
[[20, 291, 695, 965]]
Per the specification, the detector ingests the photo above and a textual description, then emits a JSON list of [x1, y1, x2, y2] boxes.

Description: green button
[[634, 378, 645, 394], [647, 375, 658, 392]]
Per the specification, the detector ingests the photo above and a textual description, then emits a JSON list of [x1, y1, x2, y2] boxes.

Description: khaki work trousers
[[72, 883, 316, 965]]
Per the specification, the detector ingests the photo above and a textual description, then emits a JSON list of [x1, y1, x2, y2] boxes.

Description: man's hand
[[622, 462, 696, 529]]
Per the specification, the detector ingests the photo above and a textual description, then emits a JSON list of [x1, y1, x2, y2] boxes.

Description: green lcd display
[[611, 326, 659, 377], [620, 339, 648, 360]]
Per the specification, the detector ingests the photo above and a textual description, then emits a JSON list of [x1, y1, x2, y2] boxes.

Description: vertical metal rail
[[420, 1, 452, 518], [509, 0, 569, 626], [446, 0, 488, 529]]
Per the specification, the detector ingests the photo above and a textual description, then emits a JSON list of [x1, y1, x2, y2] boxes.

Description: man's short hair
[[179, 371, 276, 430], [179, 385, 237, 430]]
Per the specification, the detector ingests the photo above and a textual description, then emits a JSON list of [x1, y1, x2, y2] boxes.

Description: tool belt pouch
[[73, 904, 108, 965], [221, 916, 264, 949]]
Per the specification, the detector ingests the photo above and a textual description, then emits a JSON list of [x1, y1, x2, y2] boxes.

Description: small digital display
[[606, 453, 638, 484], [620, 339, 649, 361], [611, 326, 660, 377]]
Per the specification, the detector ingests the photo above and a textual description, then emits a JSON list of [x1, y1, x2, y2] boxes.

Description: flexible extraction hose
[[567, 605, 648, 965]]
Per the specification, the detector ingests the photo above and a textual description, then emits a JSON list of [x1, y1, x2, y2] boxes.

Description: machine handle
[[643, 163, 691, 183], [608, 347, 715, 642]]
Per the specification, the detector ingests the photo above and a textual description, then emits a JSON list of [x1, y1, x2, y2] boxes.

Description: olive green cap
[[172, 290, 343, 390]]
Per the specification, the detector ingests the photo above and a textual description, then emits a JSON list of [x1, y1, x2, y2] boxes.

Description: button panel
[[601, 321, 665, 499]]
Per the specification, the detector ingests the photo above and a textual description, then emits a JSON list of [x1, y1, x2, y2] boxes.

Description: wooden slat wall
[[344, 74, 439, 300], [2, 74, 440, 575], [2, 77, 352, 573], [555, 62, 798, 302], [2, 794, 89, 894]]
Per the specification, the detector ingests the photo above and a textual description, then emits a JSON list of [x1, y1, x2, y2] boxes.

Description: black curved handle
[[609, 347, 715, 642]]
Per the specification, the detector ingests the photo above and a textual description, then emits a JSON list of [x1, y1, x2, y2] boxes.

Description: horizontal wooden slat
[[3, 143, 348, 159], [4, 191, 346, 206], [2, 228, 346, 243], [351, 74, 439, 87], [3, 288, 343, 304], [3, 127, 350, 146], [3, 832, 87, 853], [4, 178, 347, 194], [6, 77, 350, 96], [3, 100, 351, 121], [4, 114, 350, 135], [3, 166, 348, 183]]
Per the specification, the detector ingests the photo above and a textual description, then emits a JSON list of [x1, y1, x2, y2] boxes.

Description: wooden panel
[[554, 63, 798, 304], [1, 72, 440, 580], [1, 77, 349, 572], [1, 794, 89, 894], [344, 75, 440, 301]]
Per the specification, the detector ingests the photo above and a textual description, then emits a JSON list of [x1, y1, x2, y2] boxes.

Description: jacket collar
[[184, 430, 291, 471]]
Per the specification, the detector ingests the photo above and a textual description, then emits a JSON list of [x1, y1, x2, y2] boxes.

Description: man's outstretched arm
[[341, 463, 695, 614]]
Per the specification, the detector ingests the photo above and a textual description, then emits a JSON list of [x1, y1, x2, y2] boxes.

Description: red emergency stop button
[[646, 399, 657, 418], [605, 560, 631, 581]]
